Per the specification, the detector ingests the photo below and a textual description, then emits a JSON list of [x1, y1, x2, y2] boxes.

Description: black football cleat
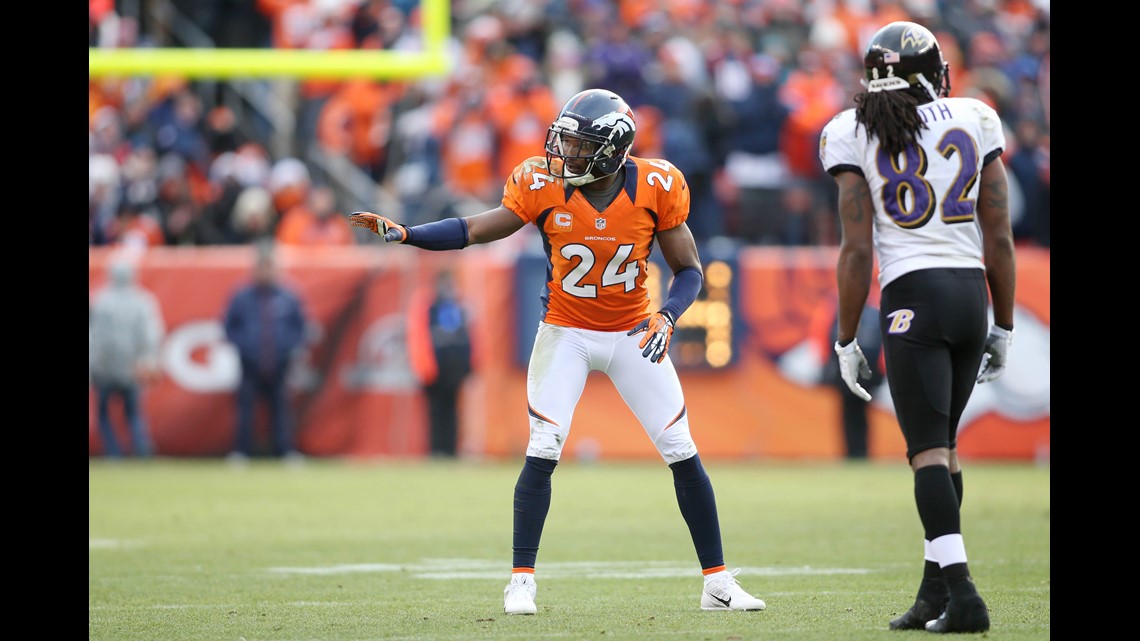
[[889, 596, 948, 630], [924, 596, 991, 634]]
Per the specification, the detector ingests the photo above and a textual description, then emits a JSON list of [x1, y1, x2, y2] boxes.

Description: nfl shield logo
[[595, 218, 606, 230]]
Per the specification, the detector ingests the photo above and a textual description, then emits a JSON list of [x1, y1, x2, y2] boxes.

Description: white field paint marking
[[267, 558, 873, 579], [87, 585, 1053, 612], [91, 602, 360, 611], [89, 538, 142, 549], [267, 563, 403, 575]]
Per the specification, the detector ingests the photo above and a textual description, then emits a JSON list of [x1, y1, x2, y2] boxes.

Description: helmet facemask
[[544, 112, 634, 186]]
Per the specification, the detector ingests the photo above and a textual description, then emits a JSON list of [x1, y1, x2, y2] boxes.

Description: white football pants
[[524, 321, 699, 464]]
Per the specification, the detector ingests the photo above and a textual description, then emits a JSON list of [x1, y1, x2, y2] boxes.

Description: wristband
[[990, 325, 1013, 339]]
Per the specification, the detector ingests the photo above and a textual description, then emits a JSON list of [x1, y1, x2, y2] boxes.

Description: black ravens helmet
[[544, 88, 636, 186], [862, 21, 950, 101]]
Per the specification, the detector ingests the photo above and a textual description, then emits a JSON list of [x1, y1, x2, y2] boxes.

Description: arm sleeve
[[404, 217, 469, 251], [658, 266, 702, 323]]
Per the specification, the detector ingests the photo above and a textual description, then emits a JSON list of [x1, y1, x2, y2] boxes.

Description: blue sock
[[670, 454, 725, 571], [512, 456, 557, 570]]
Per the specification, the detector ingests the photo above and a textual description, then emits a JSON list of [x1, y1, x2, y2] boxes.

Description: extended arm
[[349, 206, 525, 249]]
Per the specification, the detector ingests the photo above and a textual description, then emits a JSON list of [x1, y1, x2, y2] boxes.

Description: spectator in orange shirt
[[431, 81, 499, 204], [835, 0, 911, 54], [271, 0, 356, 151], [484, 60, 559, 183], [778, 47, 847, 181], [255, 0, 306, 49], [433, 16, 545, 204], [454, 15, 530, 94], [317, 79, 400, 181], [276, 184, 354, 247]]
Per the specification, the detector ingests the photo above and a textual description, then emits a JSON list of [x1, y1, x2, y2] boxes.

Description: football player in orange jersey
[[350, 88, 766, 616]]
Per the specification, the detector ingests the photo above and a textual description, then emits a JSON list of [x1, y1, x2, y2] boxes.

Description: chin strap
[[566, 171, 602, 186], [915, 72, 940, 101]]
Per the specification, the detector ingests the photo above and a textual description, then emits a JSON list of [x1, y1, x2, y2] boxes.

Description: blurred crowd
[[89, 0, 1050, 251]]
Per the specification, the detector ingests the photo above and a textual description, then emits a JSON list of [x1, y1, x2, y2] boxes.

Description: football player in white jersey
[[818, 22, 1016, 634]]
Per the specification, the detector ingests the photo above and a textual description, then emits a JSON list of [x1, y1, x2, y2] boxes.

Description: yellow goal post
[[88, 0, 451, 79]]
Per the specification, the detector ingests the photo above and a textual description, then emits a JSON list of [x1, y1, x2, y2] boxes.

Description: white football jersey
[[818, 97, 1006, 289]]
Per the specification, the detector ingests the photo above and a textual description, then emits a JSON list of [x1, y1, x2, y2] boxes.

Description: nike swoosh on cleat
[[711, 594, 731, 607]]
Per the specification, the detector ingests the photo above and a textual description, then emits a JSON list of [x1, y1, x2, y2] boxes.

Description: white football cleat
[[503, 573, 537, 615], [701, 568, 766, 611]]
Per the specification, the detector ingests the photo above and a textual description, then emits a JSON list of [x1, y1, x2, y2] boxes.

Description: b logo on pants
[[887, 309, 915, 335]]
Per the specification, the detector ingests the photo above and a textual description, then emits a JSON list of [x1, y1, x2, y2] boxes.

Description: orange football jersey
[[502, 155, 690, 331]]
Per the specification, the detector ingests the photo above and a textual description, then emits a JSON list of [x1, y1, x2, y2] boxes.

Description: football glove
[[627, 312, 675, 364], [976, 325, 1013, 384], [348, 211, 408, 243], [834, 338, 873, 401]]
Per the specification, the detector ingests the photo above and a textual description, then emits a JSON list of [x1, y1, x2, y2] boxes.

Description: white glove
[[834, 339, 872, 401], [976, 325, 1013, 384]]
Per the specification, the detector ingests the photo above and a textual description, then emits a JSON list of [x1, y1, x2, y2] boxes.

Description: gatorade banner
[[90, 245, 1049, 461]]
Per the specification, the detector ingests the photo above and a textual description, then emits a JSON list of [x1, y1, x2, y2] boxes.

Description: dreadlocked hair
[[854, 88, 929, 158]]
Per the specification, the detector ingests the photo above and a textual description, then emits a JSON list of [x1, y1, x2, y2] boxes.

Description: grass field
[[89, 458, 1049, 640]]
